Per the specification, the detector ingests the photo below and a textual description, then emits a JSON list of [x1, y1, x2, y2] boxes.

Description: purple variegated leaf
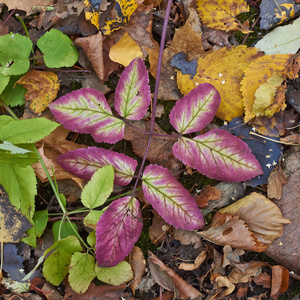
[[49, 88, 124, 143], [96, 196, 143, 267], [173, 129, 263, 182], [56, 147, 137, 186], [169, 83, 220, 134], [115, 58, 151, 120], [142, 165, 204, 230]]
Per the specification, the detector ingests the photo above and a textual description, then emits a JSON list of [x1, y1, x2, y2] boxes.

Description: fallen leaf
[[149, 213, 173, 244], [264, 168, 300, 273], [271, 265, 290, 300], [0, 20, 9, 36], [109, 32, 143, 66], [253, 272, 272, 288], [196, 0, 251, 33], [16, 70, 60, 114], [148, 251, 202, 299], [201, 25, 232, 50], [222, 245, 245, 267], [280, 133, 300, 145], [194, 185, 221, 208], [267, 164, 287, 199], [1, 0, 54, 14], [282, 53, 300, 80], [228, 261, 267, 284], [213, 274, 236, 298], [177, 45, 264, 121], [241, 54, 292, 122], [129, 246, 146, 293], [178, 250, 207, 271], [173, 228, 202, 246]]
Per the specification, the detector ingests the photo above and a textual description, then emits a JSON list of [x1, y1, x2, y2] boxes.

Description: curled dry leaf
[[222, 245, 245, 267], [148, 251, 202, 299], [213, 274, 236, 298], [267, 164, 287, 199], [199, 192, 290, 252], [178, 250, 207, 271]]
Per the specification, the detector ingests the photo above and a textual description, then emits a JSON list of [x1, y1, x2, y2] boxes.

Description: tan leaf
[[253, 272, 271, 288], [16, 70, 60, 114], [241, 54, 292, 122], [270, 265, 290, 300], [109, 32, 143, 66], [264, 168, 300, 274], [149, 214, 173, 244], [228, 261, 267, 284], [177, 45, 264, 121], [196, 0, 251, 33], [1, 0, 53, 14], [129, 246, 146, 293], [148, 251, 202, 299], [219, 192, 290, 244], [213, 275, 235, 297], [173, 228, 202, 246], [267, 164, 287, 199], [178, 250, 207, 271]]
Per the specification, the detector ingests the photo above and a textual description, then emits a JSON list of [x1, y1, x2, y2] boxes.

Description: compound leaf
[[43, 236, 82, 286], [81, 165, 114, 209], [37, 29, 78, 68], [0, 33, 32, 76], [95, 261, 133, 286], [69, 252, 96, 294], [56, 147, 137, 186], [173, 129, 263, 182], [169, 83, 221, 134], [0, 118, 59, 144], [0, 163, 36, 222], [142, 164, 204, 230], [96, 196, 143, 267], [115, 58, 151, 120], [49, 88, 125, 144]]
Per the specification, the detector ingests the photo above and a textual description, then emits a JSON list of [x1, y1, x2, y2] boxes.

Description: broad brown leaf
[[270, 265, 290, 300], [267, 165, 287, 199], [264, 169, 300, 273], [1, 0, 53, 14], [129, 246, 146, 293], [16, 70, 60, 114]]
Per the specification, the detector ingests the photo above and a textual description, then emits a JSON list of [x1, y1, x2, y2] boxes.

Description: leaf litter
[[0, 0, 300, 299]]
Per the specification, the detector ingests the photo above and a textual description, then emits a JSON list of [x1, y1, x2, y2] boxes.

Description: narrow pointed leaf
[[49, 88, 124, 143], [169, 83, 221, 134], [56, 147, 137, 186], [95, 196, 143, 267], [142, 164, 204, 230], [115, 58, 151, 120], [173, 129, 263, 182]]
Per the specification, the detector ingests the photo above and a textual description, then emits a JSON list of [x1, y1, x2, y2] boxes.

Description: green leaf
[[0, 115, 14, 127], [95, 261, 133, 286], [0, 149, 38, 166], [0, 74, 10, 94], [43, 236, 82, 286], [69, 253, 96, 294], [83, 209, 105, 230], [87, 231, 96, 247], [0, 33, 32, 76], [0, 75, 26, 107], [52, 221, 78, 243], [81, 165, 114, 209], [0, 162, 36, 221], [37, 29, 78, 68], [22, 227, 36, 247], [34, 210, 48, 237], [0, 118, 59, 144], [0, 141, 32, 154]]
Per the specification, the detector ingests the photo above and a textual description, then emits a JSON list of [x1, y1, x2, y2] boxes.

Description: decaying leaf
[[267, 164, 287, 199], [109, 32, 143, 66], [199, 192, 290, 252], [241, 54, 292, 122], [270, 265, 290, 300], [15, 70, 59, 114], [178, 250, 207, 271], [177, 45, 264, 121], [212, 274, 236, 298], [0, 0, 54, 15], [148, 251, 202, 299], [129, 246, 146, 293], [196, 0, 251, 33], [0, 186, 32, 243]]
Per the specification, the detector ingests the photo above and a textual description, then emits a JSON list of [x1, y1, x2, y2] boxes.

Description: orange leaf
[[16, 70, 60, 114], [196, 0, 251, 33], [176, 45, 264, 121], [271, 265, 290, 300]]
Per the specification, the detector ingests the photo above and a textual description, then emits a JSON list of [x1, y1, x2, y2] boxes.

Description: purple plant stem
[[130, 0, 173, 197], [3, 9, 15, 25]]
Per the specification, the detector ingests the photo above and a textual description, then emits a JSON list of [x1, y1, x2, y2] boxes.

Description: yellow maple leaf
[[16, 70, 60, 114], [241, 54, 292, 122], [176, 45, 263, 121], [196, 0, 250, 33], [109, 32, 143, 66]]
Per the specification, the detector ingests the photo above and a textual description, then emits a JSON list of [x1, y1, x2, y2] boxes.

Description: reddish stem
[[3, 9, 16, 25]]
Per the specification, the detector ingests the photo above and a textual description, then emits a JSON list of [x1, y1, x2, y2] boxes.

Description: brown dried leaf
[[213, 275, 236, 298], [124, 120, 182, 175], [267, 165, 287, 199], [222, 245, 245, 267], [282, 53, 300, 80], [253, 272, 271, 288], [264, 169, 300, 274], [149, 214, 173, 244], [271, 265, 290, 300], [1, 0, 53, 14], [178, 250, 207, 271], [228, 261, 267, 284], [129, 246, 146, 293], [280, 133, 300, 145], [194, 185, 221, 208], [173, 228, 202, 246], [0, 20, 9, 36], [148, 251, 202, 299], [219, 192, 290, 244], [201, 25, 232, 51]]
